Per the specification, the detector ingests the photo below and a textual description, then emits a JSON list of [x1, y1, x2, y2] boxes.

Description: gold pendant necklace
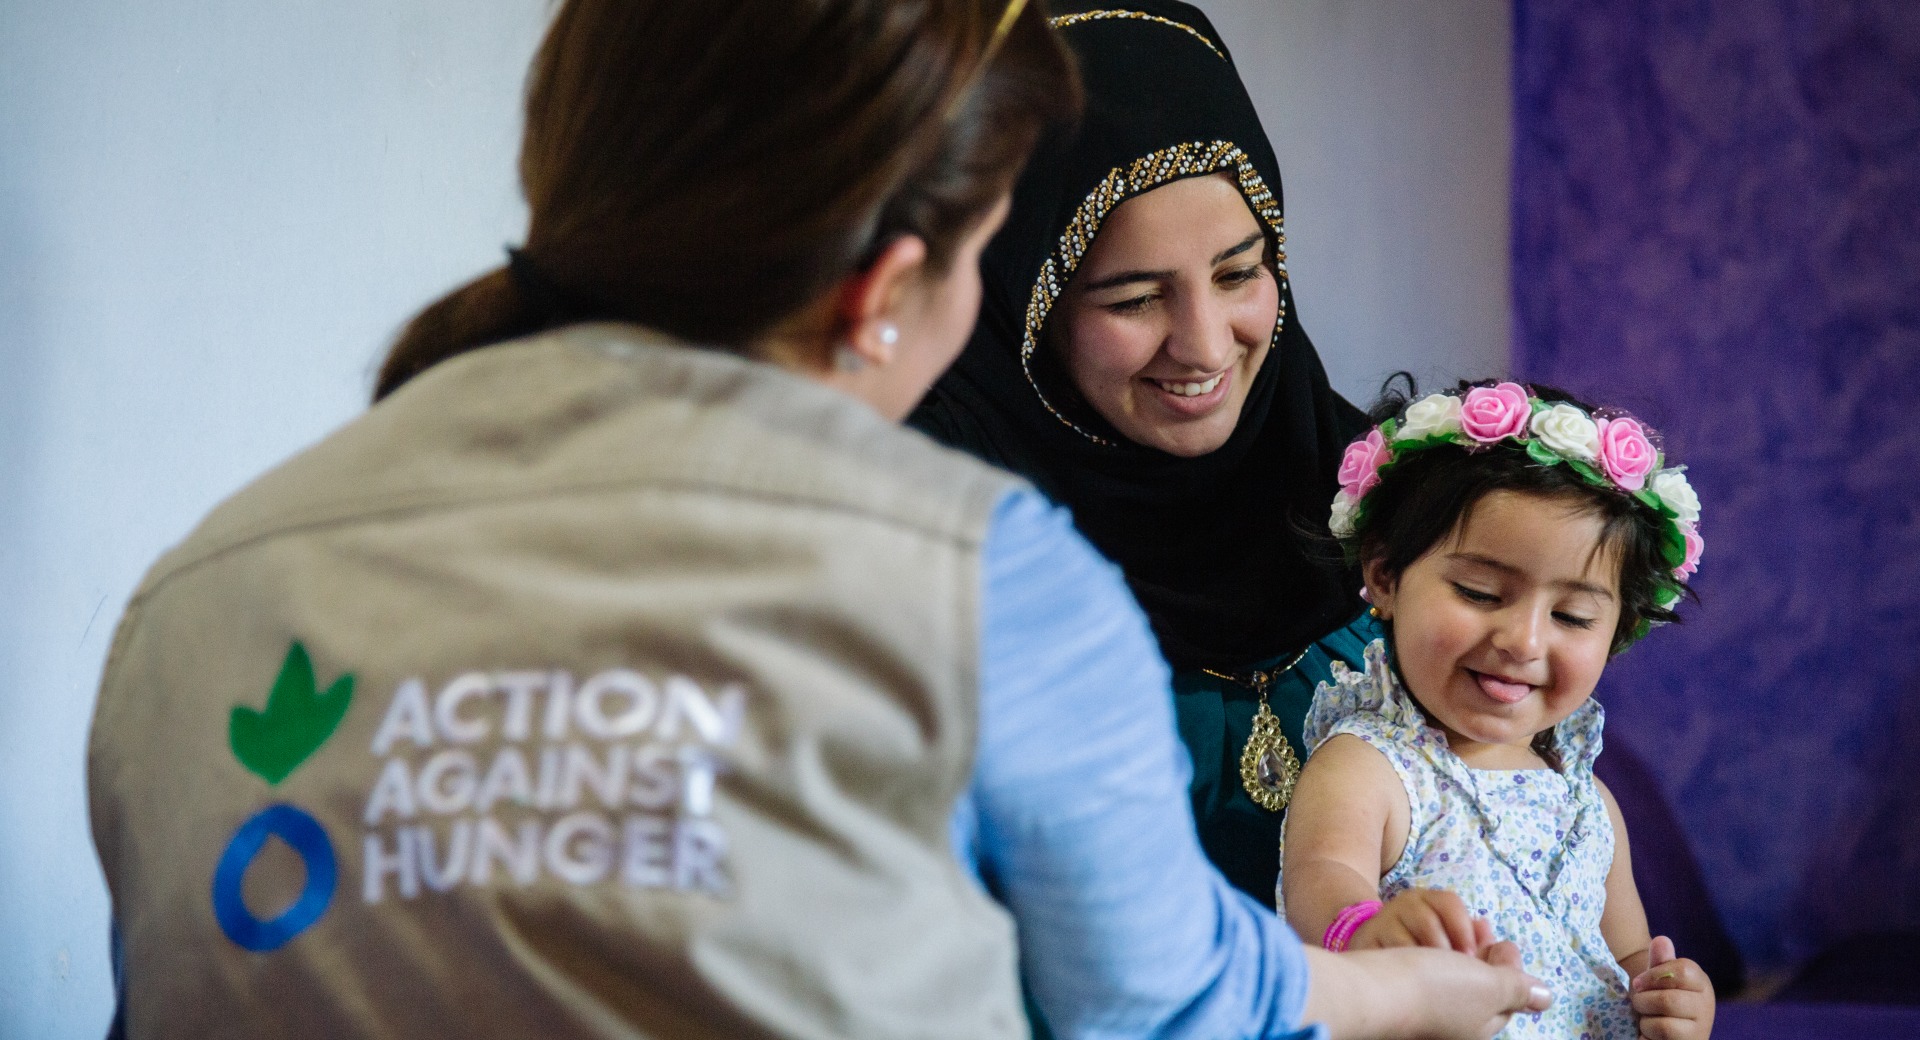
[[1205, 647, 1310, 812]]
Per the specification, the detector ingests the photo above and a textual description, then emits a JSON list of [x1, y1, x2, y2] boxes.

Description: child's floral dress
[[1279, 639, 1638, 1039]]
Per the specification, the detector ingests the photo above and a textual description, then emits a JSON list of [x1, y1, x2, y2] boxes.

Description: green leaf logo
[[230, 642, 354, 785]]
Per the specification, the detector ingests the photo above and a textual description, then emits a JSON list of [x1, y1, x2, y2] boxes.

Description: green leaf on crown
[[1634, 488, 1678, 519], [1388, 433, 1457, 454], [1658, 522, 1688, 570]]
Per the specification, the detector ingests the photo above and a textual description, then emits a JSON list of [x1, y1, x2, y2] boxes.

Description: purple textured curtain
[[1512, 0, 1920, 975]]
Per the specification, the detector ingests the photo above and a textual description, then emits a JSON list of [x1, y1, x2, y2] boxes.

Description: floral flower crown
[[1330, 382, 1703, 615]]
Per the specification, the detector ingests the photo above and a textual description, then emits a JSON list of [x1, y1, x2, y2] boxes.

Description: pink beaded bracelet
[[1322, 900, 1383, 952]]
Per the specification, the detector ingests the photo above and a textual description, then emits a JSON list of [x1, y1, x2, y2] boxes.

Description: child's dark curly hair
[[1351, 380, 1691, 654]]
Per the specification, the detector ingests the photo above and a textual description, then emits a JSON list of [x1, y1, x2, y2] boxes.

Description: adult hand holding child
[[1302, 942, 1553, 1040]]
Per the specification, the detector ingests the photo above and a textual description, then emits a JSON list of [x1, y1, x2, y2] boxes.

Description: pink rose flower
[[1596, 416, 1658, 491], [1459, 382, 1531, 443], [1337, 429, 1388, 497], [1677, 522, 1704, 579]]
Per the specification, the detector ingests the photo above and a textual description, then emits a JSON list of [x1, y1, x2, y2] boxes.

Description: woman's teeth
[[1155, 374, 1223, 397]]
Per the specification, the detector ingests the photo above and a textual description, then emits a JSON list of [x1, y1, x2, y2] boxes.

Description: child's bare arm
[[1597, 779, 1654, 968], [1595, 779, 1715, 1039], [1281, 734, 1407, 942], [1285, 733, 1492, 955]]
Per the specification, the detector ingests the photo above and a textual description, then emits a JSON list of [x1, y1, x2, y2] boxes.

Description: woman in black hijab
[[912, 0, 1376, 909]]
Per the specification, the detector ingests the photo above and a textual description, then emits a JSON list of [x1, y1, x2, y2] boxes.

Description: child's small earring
[[1368, 606, 1381, 619]]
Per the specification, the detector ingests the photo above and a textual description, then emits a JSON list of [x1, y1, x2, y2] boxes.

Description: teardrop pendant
[[1257, 748, 1290, 788], [1239, 700, 1300, 811]]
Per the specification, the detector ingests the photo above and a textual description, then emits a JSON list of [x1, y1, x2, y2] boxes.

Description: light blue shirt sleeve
[[953, 486, 1326, 1040]]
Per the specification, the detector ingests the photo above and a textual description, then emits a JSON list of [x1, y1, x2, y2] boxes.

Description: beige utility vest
[[89, 325, 1027, 1039]]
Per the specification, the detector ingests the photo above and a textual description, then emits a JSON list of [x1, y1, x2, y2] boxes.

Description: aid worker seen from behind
[[90, 1, 1550, 1037]]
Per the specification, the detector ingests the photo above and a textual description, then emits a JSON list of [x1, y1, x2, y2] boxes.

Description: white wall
[[0, 2, 547, 1035], [0, 2, 1509, 1034], [1192, 0, 1512, 405]]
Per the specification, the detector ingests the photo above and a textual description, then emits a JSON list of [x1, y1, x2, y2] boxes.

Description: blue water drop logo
[[211, 804, 337, 952]]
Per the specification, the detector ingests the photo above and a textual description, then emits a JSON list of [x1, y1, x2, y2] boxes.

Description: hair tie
[[505, 245, 605, 324], [505, 246, 563, 319]]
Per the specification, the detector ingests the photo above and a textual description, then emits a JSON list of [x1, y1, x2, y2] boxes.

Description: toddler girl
[[1279, 382, 1715, 1039]]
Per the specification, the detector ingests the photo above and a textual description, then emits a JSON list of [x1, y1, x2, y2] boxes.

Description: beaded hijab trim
[[1049, 9, 1226, 60], [1019, 140, 1289, 445]]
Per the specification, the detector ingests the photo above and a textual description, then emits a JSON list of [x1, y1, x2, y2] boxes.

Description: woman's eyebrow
[[1211, 231, 1265, 265], [1078, 268, 1169, 293], [1076, 232, 1268, 294]]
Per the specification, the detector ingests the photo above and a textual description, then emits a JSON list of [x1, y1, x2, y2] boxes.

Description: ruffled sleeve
[[1301, 638, 1431, 754], [1552, 697, 1607, 775]]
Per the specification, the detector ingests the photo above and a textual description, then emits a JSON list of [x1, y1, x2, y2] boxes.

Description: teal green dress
[[1171, 610, 1382, 910]]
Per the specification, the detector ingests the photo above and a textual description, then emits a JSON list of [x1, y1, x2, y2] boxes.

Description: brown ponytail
[[375, 0, 1079, 401]]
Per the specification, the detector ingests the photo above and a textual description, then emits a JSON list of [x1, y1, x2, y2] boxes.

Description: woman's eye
[[1217, 264, 1264, 287], [1451, 583, 1498, 605], [1553, 612, 1598, 630], [1104, 293, 1158, 314]]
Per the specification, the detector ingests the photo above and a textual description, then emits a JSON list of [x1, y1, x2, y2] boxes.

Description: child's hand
[[1350, 887, 1494, 955], [1630, 935, 1716, 1040]]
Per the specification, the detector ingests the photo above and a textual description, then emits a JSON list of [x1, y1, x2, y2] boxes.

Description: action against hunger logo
[[213, 644, 743, 953], [213, 642, 350, 951]]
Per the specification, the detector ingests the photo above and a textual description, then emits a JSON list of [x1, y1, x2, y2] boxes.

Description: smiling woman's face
[[1051, 172, 1279, 457]]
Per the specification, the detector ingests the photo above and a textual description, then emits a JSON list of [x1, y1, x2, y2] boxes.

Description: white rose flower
[[1528, 402, 1601, 462], [1649, 469, 1701, 524], [1329, 490, 1359, 539], [1396, 393, 1463, 442]]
